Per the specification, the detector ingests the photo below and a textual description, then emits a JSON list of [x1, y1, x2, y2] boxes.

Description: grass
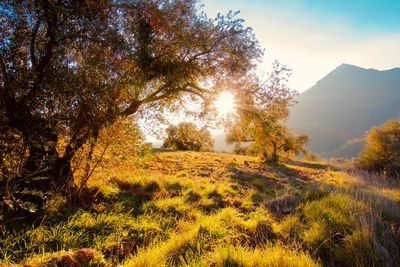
[[1, 151, 399, 266], [208, 244, 319, 267]]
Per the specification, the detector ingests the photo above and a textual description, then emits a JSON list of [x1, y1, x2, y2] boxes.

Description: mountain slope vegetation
[[2, 151, 399, 266], [288, 63, 400, 158]]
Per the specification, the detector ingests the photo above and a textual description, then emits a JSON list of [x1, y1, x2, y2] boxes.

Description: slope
[[288, 63, 400, 158], [2, 151, 399, 266]]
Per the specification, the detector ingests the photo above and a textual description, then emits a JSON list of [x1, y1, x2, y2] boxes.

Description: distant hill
[[211, 129, 233, 152], [287, 63, 400, 158]]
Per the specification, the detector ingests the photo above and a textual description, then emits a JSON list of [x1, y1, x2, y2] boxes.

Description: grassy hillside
[[1, 151, 400, 266]]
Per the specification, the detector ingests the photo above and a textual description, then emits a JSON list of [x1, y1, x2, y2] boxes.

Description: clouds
[[203, 0, 400, 92]]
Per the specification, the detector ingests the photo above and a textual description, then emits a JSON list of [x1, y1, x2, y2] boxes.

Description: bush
[[163, 122, 214, 152], [304, 151, 320, 162], [233, 143, 247, 155], [359, 118, 400, 177]]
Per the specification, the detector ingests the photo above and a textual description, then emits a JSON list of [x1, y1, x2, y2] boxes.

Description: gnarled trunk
[[17, 118, 75, 193], [3, 99, 73, 193]]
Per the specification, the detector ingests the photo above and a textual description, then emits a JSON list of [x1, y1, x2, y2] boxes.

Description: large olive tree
[[0, 0, 262, 196]]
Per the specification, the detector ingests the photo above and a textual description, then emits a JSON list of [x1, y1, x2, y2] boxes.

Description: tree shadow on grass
[[109, 178, 162, 216], [227, 161, 325, 217], [150, 147, 175, 153], [285, 160, 338, 171]]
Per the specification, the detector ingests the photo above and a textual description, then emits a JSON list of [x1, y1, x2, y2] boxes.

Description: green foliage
[[0, 208, 163, 265], [163, 122, 214, 152], [73, 118, 152, 189], [98, 118, 151, 159], [302, 194, 357, 232], [359, 118, 400, 176]]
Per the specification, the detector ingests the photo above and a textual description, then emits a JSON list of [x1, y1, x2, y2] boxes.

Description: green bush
[[163, 122, 214, 152], [359, 118, 400, 177]]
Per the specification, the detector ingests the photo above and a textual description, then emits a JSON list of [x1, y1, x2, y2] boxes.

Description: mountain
[[287, 63, 400, 158]]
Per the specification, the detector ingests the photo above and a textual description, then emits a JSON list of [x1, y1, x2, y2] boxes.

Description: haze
[[203, 0, 400, 92]]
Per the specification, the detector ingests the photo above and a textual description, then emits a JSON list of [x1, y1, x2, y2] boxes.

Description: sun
[[215, 91, 236, 116]]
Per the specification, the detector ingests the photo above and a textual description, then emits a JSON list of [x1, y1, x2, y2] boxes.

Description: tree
[[249, 121, 308, 161], [0, 0, 262, 196], [227, 115, 308, 161], [225, 61, 308, 162], [72, 118, 152, 191], [359, 118, 400, 177], [163, 122, 213, 151]]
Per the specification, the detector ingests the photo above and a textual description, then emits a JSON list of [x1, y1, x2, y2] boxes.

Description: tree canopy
[[163, 122, 213, 151], [225, 62, 308, 161], [0, 0, 262, 196], [359, 118, 400, 177]]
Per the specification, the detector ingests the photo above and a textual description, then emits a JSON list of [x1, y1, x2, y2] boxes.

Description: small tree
[[252, 122, 308, 161], [227, 117, 308, 161], [225, 62, 308, 162], [72, 118, 151, 191], [359, 118, 400, 176], [163, 122, 213, 151]]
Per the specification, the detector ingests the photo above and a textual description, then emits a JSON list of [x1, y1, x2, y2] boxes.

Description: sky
[[147, 0, 400, 146], [202, 0, 400, 92]]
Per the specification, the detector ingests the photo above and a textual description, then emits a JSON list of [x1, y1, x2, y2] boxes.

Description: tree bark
[[17, 118, 72, 191], [272, 143, 279, 162]]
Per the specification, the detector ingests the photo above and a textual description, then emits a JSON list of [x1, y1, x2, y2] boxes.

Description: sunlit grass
[[1, 151, 399, 266], [208, 244, 320, 267]]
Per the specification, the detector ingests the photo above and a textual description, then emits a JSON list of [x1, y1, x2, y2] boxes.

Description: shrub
[[304, 151, 320, 162], [233, 144, 247, 155], [359, 118, 400, 177], [163, 122, 214, 152]]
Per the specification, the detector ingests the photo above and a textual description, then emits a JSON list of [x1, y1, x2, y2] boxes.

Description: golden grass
[[2, 151, 399, 266]]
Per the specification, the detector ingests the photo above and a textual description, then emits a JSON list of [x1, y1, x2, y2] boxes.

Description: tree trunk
[[272, 143, 279, 162], [2, 109, 76, 213], [263, 152, 269, 161], [18, 120, 74, 192], [11, 112, 76, 193], [51, 155, 75, 192]]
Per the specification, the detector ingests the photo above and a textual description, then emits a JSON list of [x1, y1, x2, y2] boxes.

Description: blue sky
[[254, 0, 400, 33], [297, 0, 400, 32], [202, 0, 400, 92], [203, 0, 400, 33]]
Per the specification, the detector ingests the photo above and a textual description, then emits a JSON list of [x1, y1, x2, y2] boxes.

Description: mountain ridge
[[287, 63, 400, 158]]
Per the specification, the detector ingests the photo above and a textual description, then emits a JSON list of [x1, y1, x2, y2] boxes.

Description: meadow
[[1, 151, 399, 266]]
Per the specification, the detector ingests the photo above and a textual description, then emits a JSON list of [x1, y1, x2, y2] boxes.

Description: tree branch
[[30, 16, 43, 70], [141, 90, 174, 104], [121, 99, 141, 116], [26, 2, 57, 101], [187, 82, 209, 95], [0, 54, 8, 90]]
